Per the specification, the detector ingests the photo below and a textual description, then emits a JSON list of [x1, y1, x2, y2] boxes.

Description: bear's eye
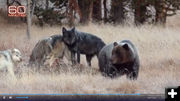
[[116, 51, 122, 56], [115, 50, 119, 54]]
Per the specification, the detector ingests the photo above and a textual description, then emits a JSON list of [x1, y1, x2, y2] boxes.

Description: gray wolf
[[98, 40, 140, 80], [62, 27, 106, 66], [29, 35, 71, 67], [0, 48, 22, 78]]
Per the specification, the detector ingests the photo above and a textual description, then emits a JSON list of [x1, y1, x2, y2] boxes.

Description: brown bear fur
[[98, 40, 140, 80]]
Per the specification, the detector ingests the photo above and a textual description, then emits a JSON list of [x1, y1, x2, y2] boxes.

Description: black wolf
[[62, 27, 106, 66]]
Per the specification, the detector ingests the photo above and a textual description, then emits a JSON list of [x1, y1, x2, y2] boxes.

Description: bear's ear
[[122, 44, 129, 50], [62, 27, 67, 34], [113, 42, 118, 47]]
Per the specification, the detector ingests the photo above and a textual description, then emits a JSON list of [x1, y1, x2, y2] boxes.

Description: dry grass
[[0, 16, 180, 94]]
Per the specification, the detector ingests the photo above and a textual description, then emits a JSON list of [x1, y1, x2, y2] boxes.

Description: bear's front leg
[[127, 71, 137, 80]]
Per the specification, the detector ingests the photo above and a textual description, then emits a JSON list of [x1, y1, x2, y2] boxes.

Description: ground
[[0, 16, 180, 94]]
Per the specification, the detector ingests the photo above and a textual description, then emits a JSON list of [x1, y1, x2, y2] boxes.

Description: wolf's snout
[[19, 58, 23, 62]]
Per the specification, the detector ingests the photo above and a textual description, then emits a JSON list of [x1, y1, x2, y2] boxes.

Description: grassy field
[[0, 16, 180, 94]]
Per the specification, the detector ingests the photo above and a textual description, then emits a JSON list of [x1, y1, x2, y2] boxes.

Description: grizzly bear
[[98, 40, 140, 80]]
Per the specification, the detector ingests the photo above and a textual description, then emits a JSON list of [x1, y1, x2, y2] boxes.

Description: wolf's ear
[[122, 44, 129, 50], [62, 27, 67, 34], [12, 48, 19, 53], [72, 27, 75, 32], [11, 49, 16, 54], [113, 42, 118, 47]]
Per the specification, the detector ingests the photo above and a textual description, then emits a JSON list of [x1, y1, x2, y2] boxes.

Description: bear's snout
[[110, 58, 116, 64]]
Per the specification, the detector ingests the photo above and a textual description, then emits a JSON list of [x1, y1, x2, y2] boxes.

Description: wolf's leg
[[71, 51, 76, 65], [86, 55, 93, 67], [7, 63, 16, 80], [77, 51, 80, 64], [64, 47, 71, 62], [49, 55, 55, 67]]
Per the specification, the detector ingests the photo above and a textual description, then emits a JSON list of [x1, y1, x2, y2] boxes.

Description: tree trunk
[[93, 0, 102, 22], [103, 0, 107, 22], [6, 0, 9, 7], [134, 0, 146, 25], [7, 0, 10, 16], [68, 0, 75, 26], [155, 0, 166, 25], [46, 0, 49, 10], [134, 0, 140, 24], [89, 1, 94, 23], [27, 0, 31, 39], [78, 0, 92, 24], [72, 0, 82, 22], [31, 0, 35, 19], [155, 0, 161, 23], [111, 0, 125, 24]]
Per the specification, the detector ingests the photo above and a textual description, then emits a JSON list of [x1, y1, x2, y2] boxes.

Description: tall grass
[[0, 16, 180, 94]]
